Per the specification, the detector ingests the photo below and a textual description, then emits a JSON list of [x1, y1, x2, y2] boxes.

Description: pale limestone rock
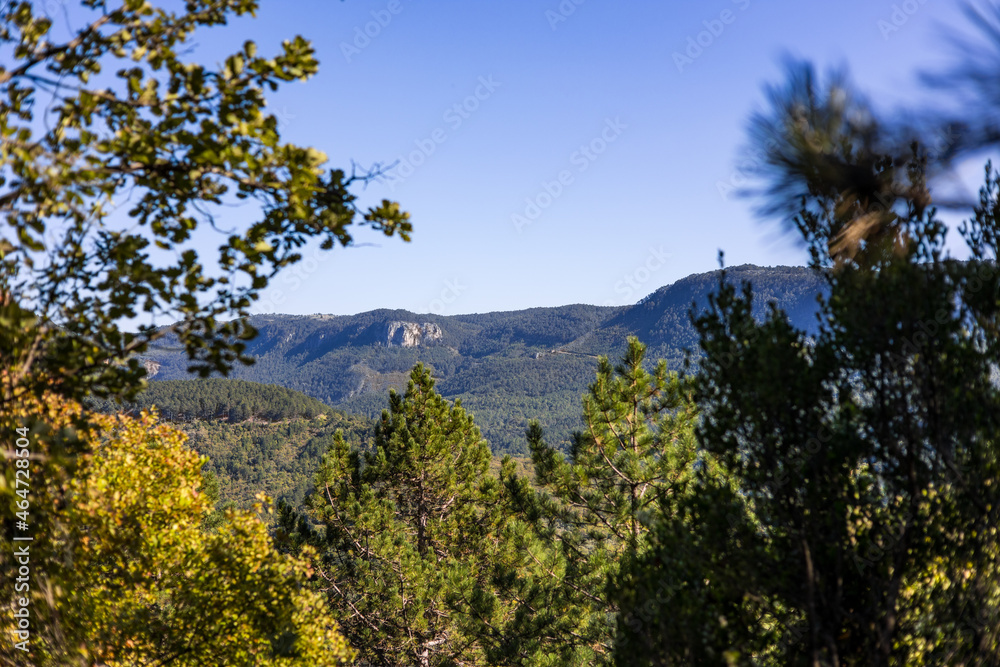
[[386, 321, 443, 347]]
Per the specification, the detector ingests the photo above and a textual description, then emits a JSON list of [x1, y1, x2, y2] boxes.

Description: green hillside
[[182, 417, 371, 509], [140, 265, 824, 454], [96, 377, 543, 511], [92, 379, 374, 508]]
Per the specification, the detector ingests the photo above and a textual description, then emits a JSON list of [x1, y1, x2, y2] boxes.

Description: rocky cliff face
[[386, 321, 443, 347]]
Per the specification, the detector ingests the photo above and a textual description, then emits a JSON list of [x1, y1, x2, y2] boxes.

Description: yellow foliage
[[1, 389, 354, 666]]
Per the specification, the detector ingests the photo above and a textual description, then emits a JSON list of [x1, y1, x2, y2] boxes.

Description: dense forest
[[90, 378, 338, 423], [184, 418, 368, 509], [5, 1, 1000, 665], [90, 379, 372, 508], [94, 378, 540, 511]]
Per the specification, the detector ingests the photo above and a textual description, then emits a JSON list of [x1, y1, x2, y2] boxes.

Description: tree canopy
[[1, 388, 355, 665], [612, 55, 1000, 667], [485, 337, 709, 666], [0, 0, 411, 410], [293, 363, 506, 666], [1, 1, 409, 663]]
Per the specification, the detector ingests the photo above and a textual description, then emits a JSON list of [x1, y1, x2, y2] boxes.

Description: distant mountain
[[141, 265, 825, 454], [599, 264, 826, 361]]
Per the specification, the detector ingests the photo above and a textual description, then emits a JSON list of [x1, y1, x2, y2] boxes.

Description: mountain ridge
[[143, 264, 825, 453]]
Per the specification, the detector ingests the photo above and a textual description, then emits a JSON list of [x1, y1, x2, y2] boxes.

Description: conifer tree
[[493, 337, 706, 666], [302, 363, 507, 666], [614, 63, 1000, 666]]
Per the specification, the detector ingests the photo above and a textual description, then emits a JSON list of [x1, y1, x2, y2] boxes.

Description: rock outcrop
[[142, 359, 162, 377], [386, 321, 443, 347]]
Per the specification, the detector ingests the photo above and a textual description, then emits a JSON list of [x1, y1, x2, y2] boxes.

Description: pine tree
[[494, 337, 706, 666], [614, 62, 1000, 665], [302, 363, 505, 666]]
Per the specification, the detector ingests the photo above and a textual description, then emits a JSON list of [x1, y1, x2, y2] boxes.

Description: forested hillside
[[601, 264, 827, 361], [93, 379, 375, 508], [8, 0, 1000, 662], [142, 265, 824, 454], [183, 417, 371, 509], [111, 266, 825, 512], [91, 378, 337, 423]]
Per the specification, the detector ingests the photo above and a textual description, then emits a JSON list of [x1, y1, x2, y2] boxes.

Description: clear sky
[[186, 0, 972, 316]]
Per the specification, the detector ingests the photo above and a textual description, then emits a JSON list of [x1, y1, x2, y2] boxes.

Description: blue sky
[[190, 0, 972, 316]]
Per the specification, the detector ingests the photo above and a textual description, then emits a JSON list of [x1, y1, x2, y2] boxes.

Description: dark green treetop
[[614, 62, 1000, 665], [492, 336, 708, 666], [300, 363, 507, 666]]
